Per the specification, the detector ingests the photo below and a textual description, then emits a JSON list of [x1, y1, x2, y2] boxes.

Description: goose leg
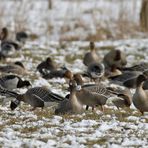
[[117, 106, 120, 110], [86, 105, 95, 111], [86, 105, 89, 110], [100, 105, 105, 112], [92, 106, 95, 111]]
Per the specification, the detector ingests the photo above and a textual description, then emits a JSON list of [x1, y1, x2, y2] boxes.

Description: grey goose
[[0, 86, 65, 110]]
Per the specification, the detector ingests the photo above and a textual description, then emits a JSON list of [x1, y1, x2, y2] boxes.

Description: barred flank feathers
[[0, 85, 19, 98]]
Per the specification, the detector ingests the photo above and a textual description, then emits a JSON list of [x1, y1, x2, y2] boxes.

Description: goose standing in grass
[[103, 49, 127, 69], [0, 86, 65, 110], [55, 79, 83, 115], [83, 41, 100, 67], [0, 74, 31, 89], [73, 73, 94, 110], [132, 74, 148, 115], [73, 74, 115, 112]]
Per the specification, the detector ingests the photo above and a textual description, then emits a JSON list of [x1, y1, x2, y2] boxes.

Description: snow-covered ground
[[0, 0, 148, 147], [0, 39, 148, 147]]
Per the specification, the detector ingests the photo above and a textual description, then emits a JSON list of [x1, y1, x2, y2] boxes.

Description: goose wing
[[26, 87, 64, 102]]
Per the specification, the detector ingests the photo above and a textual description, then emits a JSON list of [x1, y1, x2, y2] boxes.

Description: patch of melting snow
[[122, 137, 147, 146], [127, 116, 139, 122], [50, 116, 63, 125], [33, 78, 51, 87], [99, 121, 118, 132], [72, 119, 98, 127]]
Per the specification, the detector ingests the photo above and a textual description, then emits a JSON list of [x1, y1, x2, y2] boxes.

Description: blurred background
[[0, 0, 147, 41]]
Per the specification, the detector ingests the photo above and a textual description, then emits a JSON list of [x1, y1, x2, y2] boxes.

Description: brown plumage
[[112, 88, 132, 109], [73, 74, 114, 112], [0, 27, 20, 50], [103, 49, 127, 69], [55, 79, 83, 114], [37, 57, 57, 75], [0, 61, 27, 75], [105, 65, 122, 78], [133, 75, 148, 115], [83, 42, 100, 66]]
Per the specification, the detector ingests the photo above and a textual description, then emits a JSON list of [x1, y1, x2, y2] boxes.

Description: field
[[0, 39, 148, 147], [0, 0, 148, 147]]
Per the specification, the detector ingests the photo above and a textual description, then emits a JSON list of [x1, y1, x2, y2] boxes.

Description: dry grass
[[0, 0, 145, 42]]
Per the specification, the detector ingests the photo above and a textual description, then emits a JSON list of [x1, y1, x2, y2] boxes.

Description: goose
[[121, 62, 148, 72], [112, 88, 132, 109], [0, 74, 31, 89], [42, 68, 73, 81], [55, 79, 83, 114], [122, 70, 148, 89], [103, 49, 127, 69], [73, 74, 115, 112], [83, 41, 100, 66], [37, 57, 57, 75], [0, 86, 64, 110], [132, 74, 148, 115], [0, 61, 27, 75], [109, 71, 142, 86], [16, 31, 28, 44], [0, 27, 20, 57], [86, 62, 105, 82]]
